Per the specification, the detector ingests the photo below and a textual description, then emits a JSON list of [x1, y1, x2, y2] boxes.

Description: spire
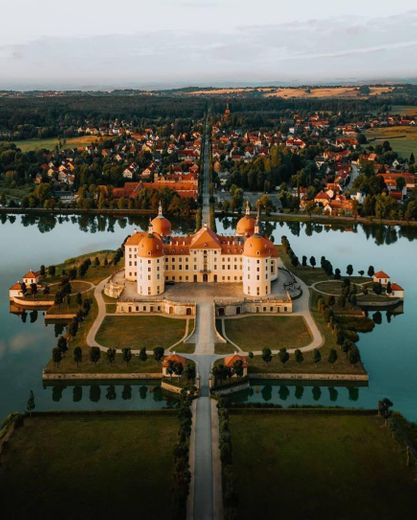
[[158, 200, 163, 217], [254, 207, 261, 235], [245, 200, 250, 216]]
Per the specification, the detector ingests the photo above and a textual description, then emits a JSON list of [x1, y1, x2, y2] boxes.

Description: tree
[[106, 347, 116, 364], [26, 390, 35, 416], [139, 347, 148, 362], [328, 348, 338, 366], [48, 265, 56, 276], [373, 282, 382, 295], [73, 346, 82, 367], [57, 335, 68, 352], [310, 256, 316, 268], [76, 292, 83, 306], [123, 347, 132, 366], [279, 348, 289, 364], [346, 264, 353, 277], [40, 265, 46, 276], [68, 319, 78, 337], [262, 348, 272, 364], [348, 346, 360, 365], [386, 281, 392, 294], [396, 176, 406, 192], [302, 255, 307, 267], [334, 268, 341, 280], [358, 270, 365, 277], [248, 351, 254, 359], [52, 347, 62, 367], [313, 349, 321, 364], [378, 398, 393, 422], [90, 347, 101, 364], [185, 363, 196, 381], [233, 360, 244, 378], [295, 349, 304, 364], [153, 346, 165, 362], [367, 265, 375, 277]]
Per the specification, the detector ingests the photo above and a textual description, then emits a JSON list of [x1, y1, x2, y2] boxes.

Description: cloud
[[1, 11, 417, 87]]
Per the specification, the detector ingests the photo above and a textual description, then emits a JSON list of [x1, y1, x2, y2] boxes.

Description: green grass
[[229, 412, 417, 520], [96, 315, 187, 349], [215, 343, 237, 354], [174, 342, 195, 354], [1, 135, 109, 152], [224, 316, 312, 351], [365, 125, 417, 158], [45, 351, 162, 374], [391, 105, 417, 116], [0, 413, 178, 519]]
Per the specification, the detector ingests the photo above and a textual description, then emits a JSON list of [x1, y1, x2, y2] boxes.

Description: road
[[186, 120, 224, 518], [201, 122, 211, 226]]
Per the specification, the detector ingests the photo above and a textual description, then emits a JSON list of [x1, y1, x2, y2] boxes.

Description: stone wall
[[249, 372, 369, 383], [117, 299, 196, 317], [215, 296, 293, 317]]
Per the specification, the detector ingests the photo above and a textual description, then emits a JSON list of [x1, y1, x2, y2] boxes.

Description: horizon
[[2, 0, 417, 88]]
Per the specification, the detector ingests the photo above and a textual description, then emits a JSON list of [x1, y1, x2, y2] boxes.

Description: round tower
[[242, 214, 275, 297], [136, 224, 165, 296]]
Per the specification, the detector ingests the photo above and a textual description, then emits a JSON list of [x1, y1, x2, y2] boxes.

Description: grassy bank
[[229, 411, 417, 519], [0, 412, 177, 519]]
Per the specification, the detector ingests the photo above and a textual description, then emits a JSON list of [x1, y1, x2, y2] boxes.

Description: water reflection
[[41, 382, 177, 409], [229, 382, 364, 408]]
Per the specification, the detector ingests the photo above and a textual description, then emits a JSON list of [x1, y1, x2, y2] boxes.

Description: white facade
[[137, 256, 165, 296]]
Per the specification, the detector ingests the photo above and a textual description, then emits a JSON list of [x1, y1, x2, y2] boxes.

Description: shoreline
[[2, 206, 417, 228]]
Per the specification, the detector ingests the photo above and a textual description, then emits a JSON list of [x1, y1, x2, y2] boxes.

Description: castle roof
[[190, 225, 221, 249]]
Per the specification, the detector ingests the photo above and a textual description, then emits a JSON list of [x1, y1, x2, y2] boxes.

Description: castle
[[124, 202, 279, 297]]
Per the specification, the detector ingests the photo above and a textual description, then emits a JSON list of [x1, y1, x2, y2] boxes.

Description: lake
[[0, 214, 416, 420]]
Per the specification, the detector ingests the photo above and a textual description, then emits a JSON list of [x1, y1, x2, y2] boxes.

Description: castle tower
[[136, 224, 165, 296], [151, 201, 172, 237], [242, 211, 274, 297], [236, 200, 256, 237]]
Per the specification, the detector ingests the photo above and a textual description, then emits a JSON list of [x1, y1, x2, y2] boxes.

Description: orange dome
[[137, 233, 164, 258], [236, 215, 256, 236], [243, 234, 275, 258], [151, 215, 172, 236]]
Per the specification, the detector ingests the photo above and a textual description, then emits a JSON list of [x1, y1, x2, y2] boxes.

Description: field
[[265, 86, 393, 99], [391, 105, 417, 116], [0, 413, 178, 519], [186, 86, 393, 99], [224, 316, 312, 351], [96, 315, 188, 349], [365, 125, 417, 158], [229, 411, 417, 520], [2, 135, 110, 152]]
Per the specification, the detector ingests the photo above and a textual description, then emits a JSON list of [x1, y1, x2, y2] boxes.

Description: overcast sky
[[1, 0, 417, 88]]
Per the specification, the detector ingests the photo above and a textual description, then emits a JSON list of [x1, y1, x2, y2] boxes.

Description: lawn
[[229, 412, 417, 520], [96, 315, 188, 349], [0, 413, 178, 519], [365, 125, 417, 158], [391, 105, 417, 116], [2, 135, 110, 152], [224, 316, 312, 351]]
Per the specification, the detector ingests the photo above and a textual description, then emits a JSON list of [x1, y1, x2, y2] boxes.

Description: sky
[[1, 0, 417, 89]]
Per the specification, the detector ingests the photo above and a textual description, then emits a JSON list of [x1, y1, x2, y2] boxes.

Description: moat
[[0, 214, 416, 419]]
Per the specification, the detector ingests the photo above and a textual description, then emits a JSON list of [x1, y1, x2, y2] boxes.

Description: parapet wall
[[117, 299, 196, 317]]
